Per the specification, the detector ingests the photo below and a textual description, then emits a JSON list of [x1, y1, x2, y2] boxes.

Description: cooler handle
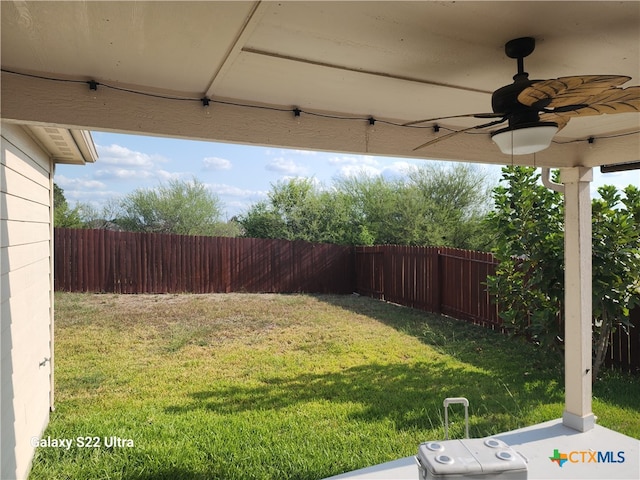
[[443, 397, 469, 439]]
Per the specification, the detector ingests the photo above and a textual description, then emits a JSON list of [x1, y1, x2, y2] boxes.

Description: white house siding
[[1, 123, 54, 480]]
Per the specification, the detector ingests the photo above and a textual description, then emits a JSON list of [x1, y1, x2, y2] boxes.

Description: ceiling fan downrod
[[505, 37, 536, 80]]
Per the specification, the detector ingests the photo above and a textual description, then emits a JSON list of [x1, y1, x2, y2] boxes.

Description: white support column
[[561, 166, 595, 432]]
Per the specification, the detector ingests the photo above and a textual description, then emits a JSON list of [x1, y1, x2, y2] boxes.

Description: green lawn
[[29, 293, 640, 479]]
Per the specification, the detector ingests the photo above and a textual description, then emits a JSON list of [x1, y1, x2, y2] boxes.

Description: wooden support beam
[[5, 70, 637, 168]]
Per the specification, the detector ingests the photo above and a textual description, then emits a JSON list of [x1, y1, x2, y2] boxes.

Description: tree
[[241, 163, 495, 247], [591, 184, 640, 378], [333, 163, 494, 247], [239, 178, 374, 245], [115, 178, 228, 236], [53, 183, 84, 228], [485, 167, 564, 353], [406, 163, 494, 249], [486, 166, 640, 379], [239, 201, 288, 239], [333, 174, 409, 245]]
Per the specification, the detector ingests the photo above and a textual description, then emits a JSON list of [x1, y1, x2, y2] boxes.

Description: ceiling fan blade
[[403, 112, 502, 127], [518, 75, 632, 109], [412, 118, 506, 151], [539, 85, 640, 128], [579, 85, 640, 111]]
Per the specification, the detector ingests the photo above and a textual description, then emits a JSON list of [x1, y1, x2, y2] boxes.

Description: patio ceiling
[[2, 1, 639, 167]]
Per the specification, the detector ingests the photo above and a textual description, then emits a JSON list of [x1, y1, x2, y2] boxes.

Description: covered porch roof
[[2, 1, 638, 168]]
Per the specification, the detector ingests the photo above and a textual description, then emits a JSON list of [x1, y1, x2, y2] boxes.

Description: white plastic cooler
[[415, 398, 528, 479]]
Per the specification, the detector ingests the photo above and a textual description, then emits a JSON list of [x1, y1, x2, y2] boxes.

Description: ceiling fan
[[408, 37, 640, 155]]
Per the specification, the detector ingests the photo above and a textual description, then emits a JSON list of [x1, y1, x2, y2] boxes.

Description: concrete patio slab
[[325, 418, 639, 480]]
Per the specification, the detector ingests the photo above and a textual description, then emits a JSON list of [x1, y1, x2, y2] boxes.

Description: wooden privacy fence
[[354, 244, 639, 373], [355, 245, 500, 329], [54, 228, 354, 294], [605, 306, 640, 373]]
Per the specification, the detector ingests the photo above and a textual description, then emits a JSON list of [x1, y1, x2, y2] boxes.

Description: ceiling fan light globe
[[491, 122, 558, 155]]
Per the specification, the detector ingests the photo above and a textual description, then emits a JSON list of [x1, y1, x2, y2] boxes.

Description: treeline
[[239, 163, 493, 249], [54, 179, 242, 237], [54, 163, 495, 249]]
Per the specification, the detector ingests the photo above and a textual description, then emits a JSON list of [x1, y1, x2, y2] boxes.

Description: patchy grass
[[29, 293, 640, 479]]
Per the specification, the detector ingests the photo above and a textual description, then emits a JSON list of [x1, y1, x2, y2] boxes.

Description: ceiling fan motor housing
[[492, 80, 543, 127]]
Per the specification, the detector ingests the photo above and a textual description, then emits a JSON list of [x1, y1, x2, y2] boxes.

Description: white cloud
[[203, 156, 232, 170], [291, 149, 318, 156], [592, 170, 639, 194], [94, 168, 155, 180], [89, 143, 188, 184], [64, 190, 121, 201], [97, 144, 167, 167], [205, 183, 269, 217], [266, 157, 307, 175], [381, 161, 419, 178], [156, 170, 187, 182], [55, 174, 107, 190], [328, 154, 378, 166]]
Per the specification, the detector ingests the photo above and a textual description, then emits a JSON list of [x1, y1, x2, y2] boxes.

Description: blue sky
[[54, 131, 638, 220]]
